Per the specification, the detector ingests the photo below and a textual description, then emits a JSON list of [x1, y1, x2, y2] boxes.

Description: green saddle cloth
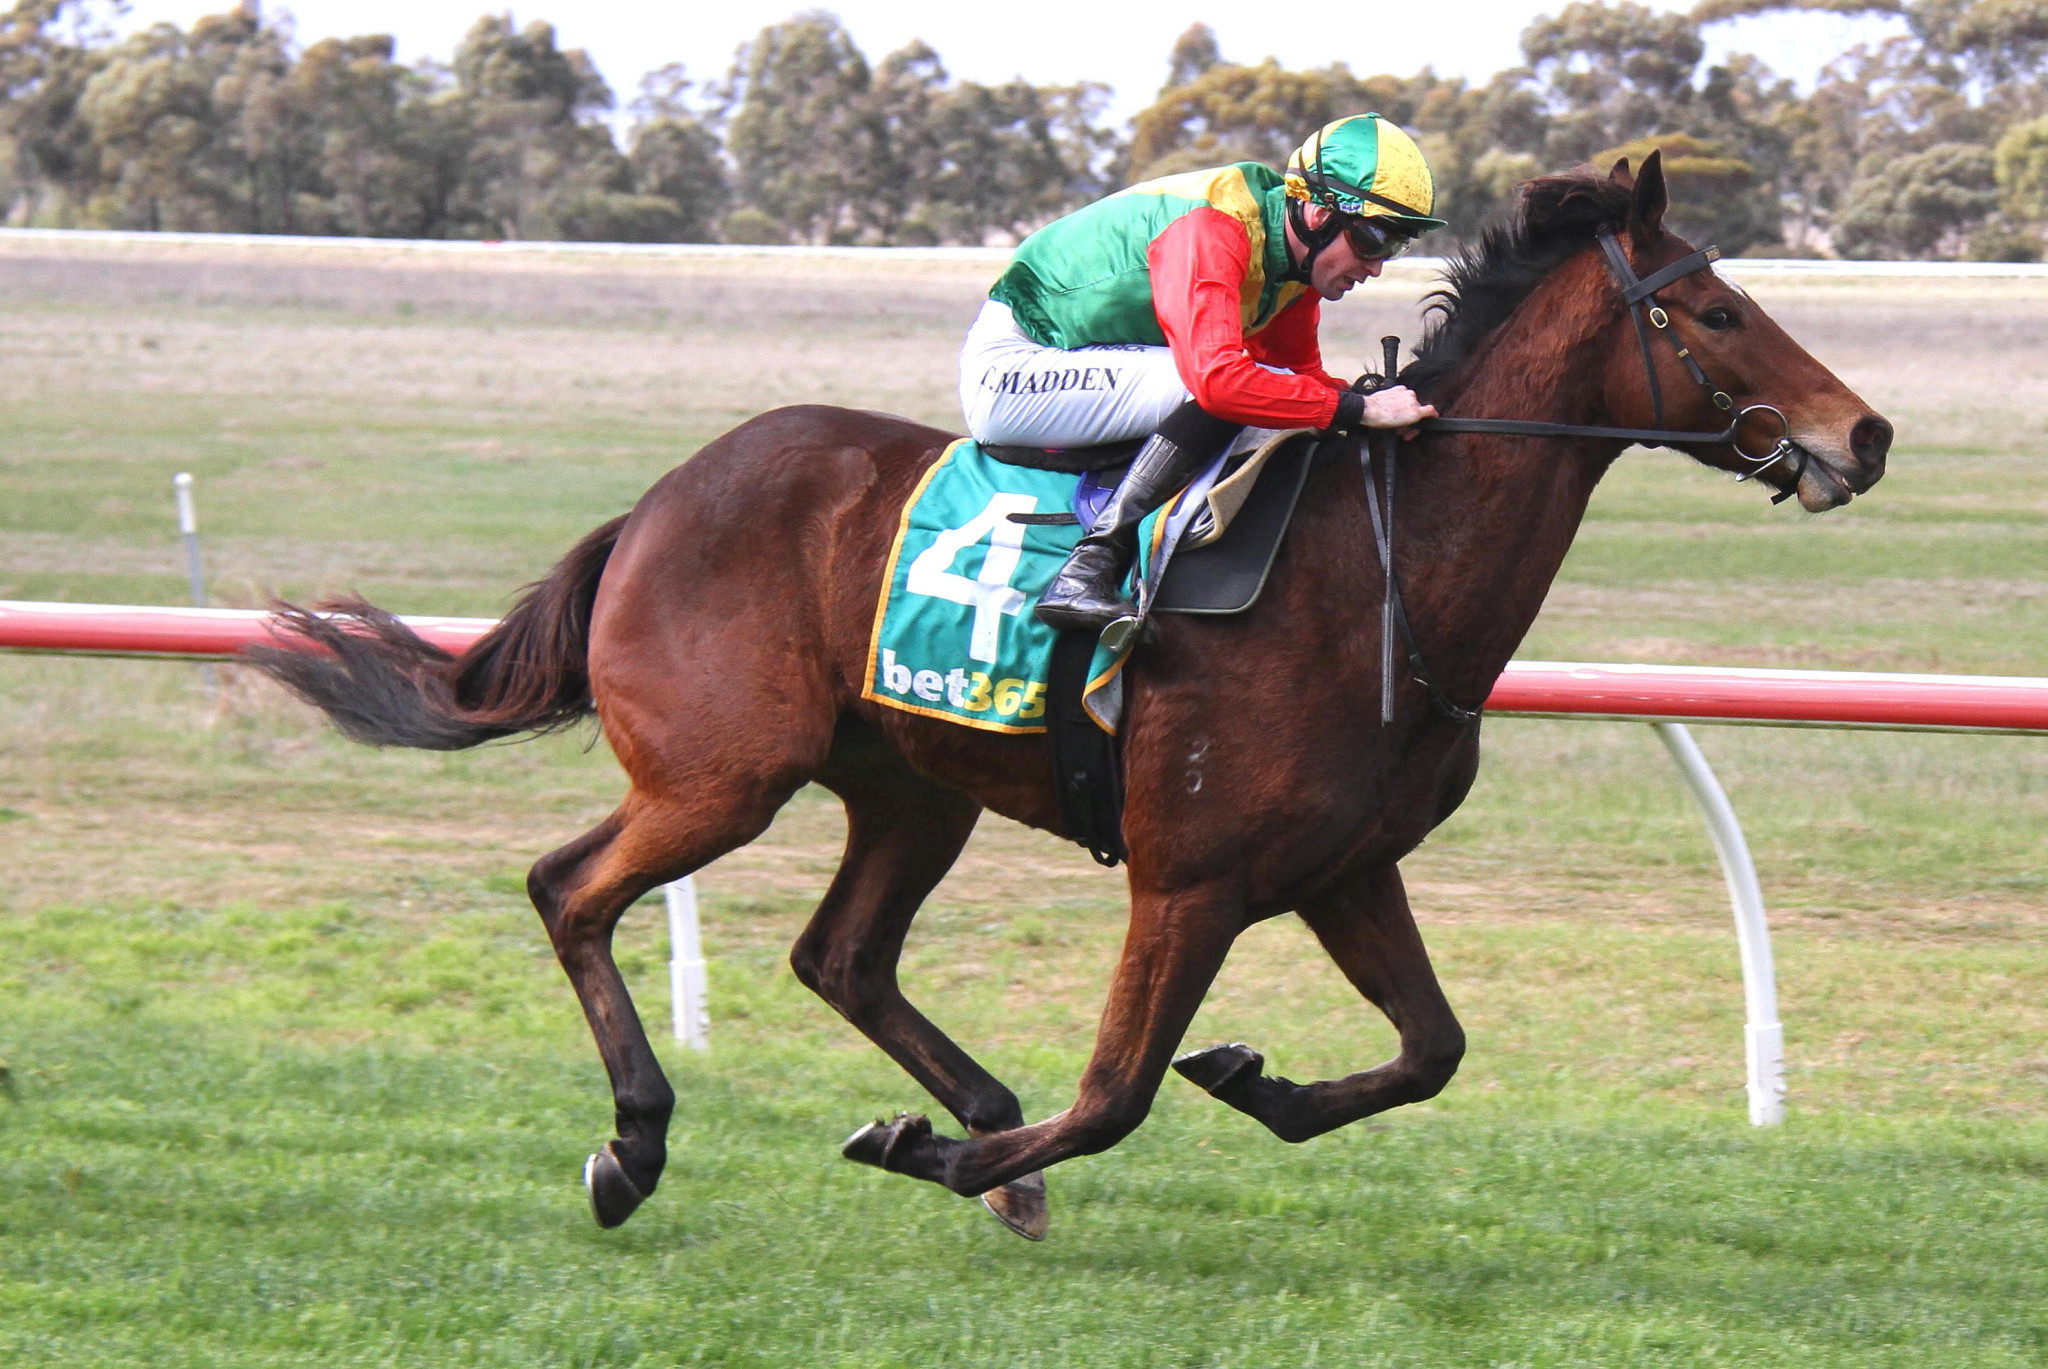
[[862, 439, 1164, 734]]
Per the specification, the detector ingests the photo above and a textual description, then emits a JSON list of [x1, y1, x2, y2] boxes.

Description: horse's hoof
[[1173, 1042, 1265, 1096], [584, 1143, 647, 1229], [980, 1171, 1049, 1241], [841, 1112, 931, 1173]]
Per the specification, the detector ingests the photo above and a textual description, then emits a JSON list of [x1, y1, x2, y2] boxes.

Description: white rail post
[[1652, 722, 1785, 1126], [664, 877, 709, 1050], [171, 472, 215, 691]]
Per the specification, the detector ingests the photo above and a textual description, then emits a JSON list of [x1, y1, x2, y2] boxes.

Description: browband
[[1618, 245, 1721, 304]]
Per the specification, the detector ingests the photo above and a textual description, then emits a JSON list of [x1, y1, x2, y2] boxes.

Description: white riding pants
[[958, 300, 1191, 448]]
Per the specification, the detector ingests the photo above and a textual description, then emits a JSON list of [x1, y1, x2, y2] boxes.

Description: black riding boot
[[1034, 402, 1243, 643]]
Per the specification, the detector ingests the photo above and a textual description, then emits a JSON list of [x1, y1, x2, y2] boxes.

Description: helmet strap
[[1283, 196, 1345, 283]]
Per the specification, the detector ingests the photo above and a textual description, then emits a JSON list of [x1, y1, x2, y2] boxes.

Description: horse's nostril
[[1851, 415, 1893, 464]]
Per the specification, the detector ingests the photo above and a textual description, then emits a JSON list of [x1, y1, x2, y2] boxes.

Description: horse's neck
[[1386, 258, 1625, 698]]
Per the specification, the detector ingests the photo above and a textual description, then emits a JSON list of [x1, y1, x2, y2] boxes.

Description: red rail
[[0, 600, 492, 658], [7, 600, 2048, 734], [1490, 660, 2048, 734]]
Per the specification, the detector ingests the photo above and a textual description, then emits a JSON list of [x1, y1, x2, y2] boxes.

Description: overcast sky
[[102, 0, 1907, 125]]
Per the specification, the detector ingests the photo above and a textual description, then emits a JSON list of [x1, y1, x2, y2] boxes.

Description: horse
[[248, 153, 1890, 1241]]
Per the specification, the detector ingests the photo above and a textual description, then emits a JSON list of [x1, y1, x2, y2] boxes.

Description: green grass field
[[1, 239, 2044, 1366]]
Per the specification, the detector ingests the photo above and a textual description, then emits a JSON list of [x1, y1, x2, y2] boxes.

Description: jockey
[[959, 113, 1444, 642]]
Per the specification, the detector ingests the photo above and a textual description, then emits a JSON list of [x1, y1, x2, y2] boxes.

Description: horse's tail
[[245, 515, 627, 750]]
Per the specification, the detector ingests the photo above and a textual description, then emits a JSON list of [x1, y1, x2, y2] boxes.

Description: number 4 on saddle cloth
[[862, 430, 1318, 864], [865, 429, 1316, 734]]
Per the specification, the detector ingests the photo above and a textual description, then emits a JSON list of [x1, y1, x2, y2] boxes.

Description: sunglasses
[[1339, 215, 1415, 262]]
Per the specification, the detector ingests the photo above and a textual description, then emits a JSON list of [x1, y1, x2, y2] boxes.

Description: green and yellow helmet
[[1285, 114, 1446, 233]]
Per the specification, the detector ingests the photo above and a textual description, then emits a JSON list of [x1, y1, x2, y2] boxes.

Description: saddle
[[986, 429, 1323, 867], [991, 429, 1320, 616], [981, 438, 1144, 474]]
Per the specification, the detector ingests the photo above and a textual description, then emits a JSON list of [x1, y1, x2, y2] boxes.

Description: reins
[[1354, 228, 1808, 725], [1360, 433, 1479, 726]]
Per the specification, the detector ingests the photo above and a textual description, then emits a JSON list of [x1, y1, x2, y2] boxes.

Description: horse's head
[[1595, 152, 1891, 511]]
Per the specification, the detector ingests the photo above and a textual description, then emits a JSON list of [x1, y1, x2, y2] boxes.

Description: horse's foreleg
[[529, 787, 786, 1228], [843, 883, 1240, 1199], [794, 761, 1052, 1236], [1172, 863, 1465, 1142]]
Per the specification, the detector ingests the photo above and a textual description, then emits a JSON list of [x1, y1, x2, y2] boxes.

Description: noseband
[[1421, 229, 1808, 502]]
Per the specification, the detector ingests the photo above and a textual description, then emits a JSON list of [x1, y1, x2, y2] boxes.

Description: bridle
[[1352, 227, 1810, 726], [1420, 229, 1809, 498]]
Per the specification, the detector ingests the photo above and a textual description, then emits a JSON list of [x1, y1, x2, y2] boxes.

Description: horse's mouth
[[1789, 443, 1871, 512]]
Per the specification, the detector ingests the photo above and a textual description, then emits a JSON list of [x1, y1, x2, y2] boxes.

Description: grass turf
[[1, 241, 2044, 1365], [4, 892, 2044, 1367]]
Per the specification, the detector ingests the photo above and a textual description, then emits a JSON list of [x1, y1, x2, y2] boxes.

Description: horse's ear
[[1628, 149, 1668, 247], [1608, 157, 1633, 185]]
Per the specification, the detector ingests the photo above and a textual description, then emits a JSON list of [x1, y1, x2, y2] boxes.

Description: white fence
[[5, 225, 2045, 278]]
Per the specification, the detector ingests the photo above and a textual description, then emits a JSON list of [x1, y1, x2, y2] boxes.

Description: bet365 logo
[[878, 649, 1046, 720]]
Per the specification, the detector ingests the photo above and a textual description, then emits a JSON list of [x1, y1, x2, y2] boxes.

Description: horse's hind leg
[[794, 733, 1048, 1238], [529, 779, 794, 1228], [842, 881, 1242, 1199], [1172, 863, 1466, 1142]]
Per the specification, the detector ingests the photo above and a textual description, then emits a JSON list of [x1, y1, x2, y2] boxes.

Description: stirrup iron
[[1097, 613, 1144, 654]]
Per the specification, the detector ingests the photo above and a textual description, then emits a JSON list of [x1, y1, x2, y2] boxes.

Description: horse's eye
[[1700, 306, 1738, 331]]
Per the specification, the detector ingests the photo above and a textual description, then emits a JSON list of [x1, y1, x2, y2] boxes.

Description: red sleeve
[[1147, 208, 1341, 429], [1245, 290, 1345, 390]]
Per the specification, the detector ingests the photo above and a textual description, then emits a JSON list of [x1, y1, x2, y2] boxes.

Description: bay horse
[[250, 154, 1890, 1239]]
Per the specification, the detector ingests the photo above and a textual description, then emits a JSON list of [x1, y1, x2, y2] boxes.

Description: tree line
[[3, 0, 2047, 258]]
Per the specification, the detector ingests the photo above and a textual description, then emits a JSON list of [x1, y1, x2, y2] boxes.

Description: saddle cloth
[[862, 432, 1315, 735], [863, 440, 1141, 735]]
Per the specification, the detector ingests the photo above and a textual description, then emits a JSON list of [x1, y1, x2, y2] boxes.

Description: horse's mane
[[1405, 168, 1634, 395]]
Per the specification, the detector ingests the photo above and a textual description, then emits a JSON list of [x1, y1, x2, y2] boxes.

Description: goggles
[[1339, 214, 1415, 262]]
